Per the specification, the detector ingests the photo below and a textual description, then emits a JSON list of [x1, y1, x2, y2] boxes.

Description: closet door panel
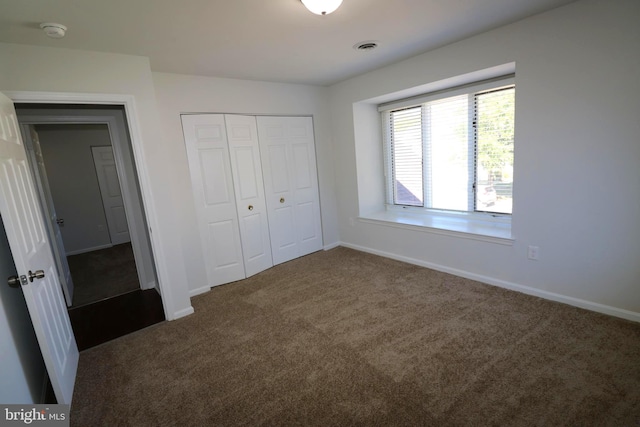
[[233, 148, 259, 200], [182, 114, 245, 287], [258, 120, 295, 264], [266, 144, 291, 193], [290, 118, 322, 256], [225, 115, 273, 277], [200, 148, 231, 204], [208, 220, 241, 267], [241, 212, 268, 261], [257, 116, 322, 264], [297, 201, 317, 240], [292, 143, 312, 189], [271, 205, 298, 264]]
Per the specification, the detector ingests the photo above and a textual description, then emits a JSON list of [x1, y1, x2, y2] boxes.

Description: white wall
[[152, 72, 338, 295], [36, 124, 113, 254], [0, 44, 192, 319], [0, 215, 47, 403], [329, 0, 640, 319]]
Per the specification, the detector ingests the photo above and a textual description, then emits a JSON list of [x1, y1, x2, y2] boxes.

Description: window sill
[[359, 209, 514, 245]]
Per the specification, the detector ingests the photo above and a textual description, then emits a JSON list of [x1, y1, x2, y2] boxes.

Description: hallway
[[67, 243, 140, 308]]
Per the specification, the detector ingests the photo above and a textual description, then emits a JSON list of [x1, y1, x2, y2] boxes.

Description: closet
[[181, 114, 323, 288]]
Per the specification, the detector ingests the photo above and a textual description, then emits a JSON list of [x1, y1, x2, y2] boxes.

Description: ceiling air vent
[[354, 41, 379, 51]]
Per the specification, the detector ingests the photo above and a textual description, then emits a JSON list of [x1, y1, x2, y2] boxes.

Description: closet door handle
[[280, 197, 285, 203], [248, 205, 254, 211]]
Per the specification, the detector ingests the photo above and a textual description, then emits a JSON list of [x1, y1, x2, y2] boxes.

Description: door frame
[[18, 115, 155, 297], [5, 91, 174, 319]]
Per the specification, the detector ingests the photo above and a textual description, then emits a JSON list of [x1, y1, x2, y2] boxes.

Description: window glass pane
[[475, 87, 515, 214], [425, 95, 470, 211], [390, 107, 423, 206]]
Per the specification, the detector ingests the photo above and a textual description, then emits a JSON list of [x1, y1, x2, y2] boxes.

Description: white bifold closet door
[[182, 114, 322, 290], [257, 116, 323, 265], [225, 115, 273, 276], [181, 114, 246, 287]]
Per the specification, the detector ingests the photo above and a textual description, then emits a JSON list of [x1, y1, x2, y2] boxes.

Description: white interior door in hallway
[[181, 114, 322, 291], [92, 146, 131, 246]]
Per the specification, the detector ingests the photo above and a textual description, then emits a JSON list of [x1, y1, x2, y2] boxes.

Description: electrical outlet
[[528, 245, 540, 260]]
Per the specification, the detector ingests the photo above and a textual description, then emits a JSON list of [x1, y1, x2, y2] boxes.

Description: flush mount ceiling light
[[40, 22, 67, 38], [301, 0, 343, 15]]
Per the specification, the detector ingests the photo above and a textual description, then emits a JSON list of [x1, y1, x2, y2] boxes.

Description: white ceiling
[[0, 0, 577, 86]]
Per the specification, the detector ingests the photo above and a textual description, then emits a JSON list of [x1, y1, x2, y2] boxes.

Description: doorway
[[15, 104, 165, 349], [25, 122, 141, 308]]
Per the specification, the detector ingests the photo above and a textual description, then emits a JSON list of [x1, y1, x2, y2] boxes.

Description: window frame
[[380, 75, 515, 220]]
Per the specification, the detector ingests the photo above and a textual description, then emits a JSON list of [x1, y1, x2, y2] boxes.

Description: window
[[381, 76, 515, 216]]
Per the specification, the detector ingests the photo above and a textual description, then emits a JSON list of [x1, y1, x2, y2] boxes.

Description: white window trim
[[378, 75, 515, 113], [360, 207, 513, 245], [373, 73, 515, 243]]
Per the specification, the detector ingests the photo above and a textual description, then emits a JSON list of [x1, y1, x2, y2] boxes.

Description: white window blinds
[[387, 106, 423, 206], [382, 76, 515, 215]]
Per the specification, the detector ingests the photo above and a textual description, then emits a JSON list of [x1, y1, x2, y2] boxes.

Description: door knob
[[280, 197, 285, 203], [7, 275, 21, 288], [248, 205, 254, 211], [28, 270, 45, 282]]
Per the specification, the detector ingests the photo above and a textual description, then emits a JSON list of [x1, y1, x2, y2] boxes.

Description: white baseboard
[[171, 306, 195, 320], [141, 280, 156, 291], [323, 241, 341, 251], [65, 243, 113, 256], [189, 285, 212, 298], [339, 242, 640, 323]]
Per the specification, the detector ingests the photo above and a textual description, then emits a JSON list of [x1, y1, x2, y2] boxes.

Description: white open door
[[91, 145, 131, 245], [22, 124, 75, 307], [0, 92, 78, 404], [225, 115, 273, 277]]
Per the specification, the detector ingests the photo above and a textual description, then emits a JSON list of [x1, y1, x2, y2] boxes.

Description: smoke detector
[[40, 23, 67, 39]]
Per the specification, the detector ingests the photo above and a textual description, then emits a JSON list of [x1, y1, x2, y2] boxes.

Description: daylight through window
[[381, 77, 515, 215]]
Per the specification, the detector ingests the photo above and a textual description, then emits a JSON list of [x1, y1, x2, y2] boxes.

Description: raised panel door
[[225, 115, 273, 277], [0, 92, 78, 404], [257, 116, 322, 264], [91, 146, 131, 244], [181, 114, 245, 287]]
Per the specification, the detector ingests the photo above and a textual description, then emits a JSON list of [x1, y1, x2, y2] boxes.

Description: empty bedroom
[[0, 0, 638, 425]]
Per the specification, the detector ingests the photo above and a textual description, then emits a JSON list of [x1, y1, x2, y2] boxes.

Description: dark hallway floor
[[66, 242, 165, 350], [68, 289, 165, 351], [67, 243, 140, 308]]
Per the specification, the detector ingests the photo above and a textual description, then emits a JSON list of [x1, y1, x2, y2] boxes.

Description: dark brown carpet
[[67, 243, 140, 307], [70, 247, 640, 426]]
